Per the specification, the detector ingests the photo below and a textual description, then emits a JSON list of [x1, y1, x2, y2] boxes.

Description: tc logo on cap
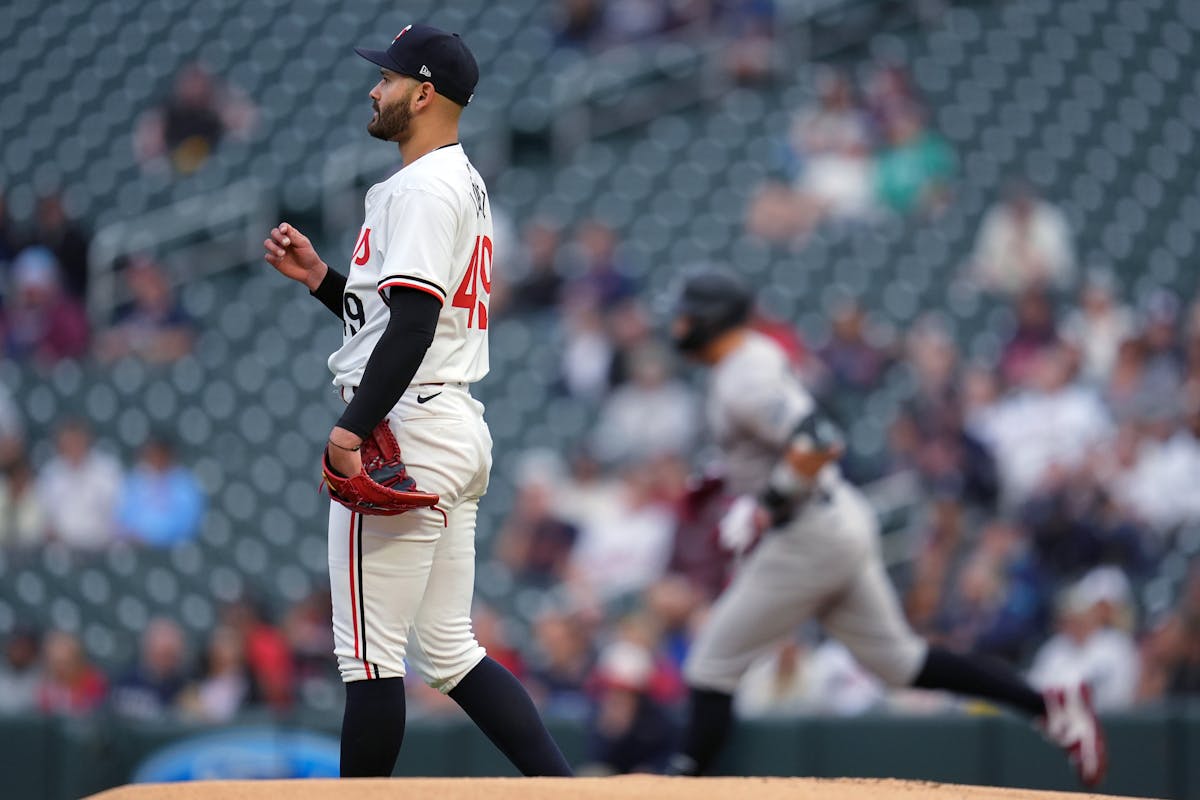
[[393, 24, 412, 42]]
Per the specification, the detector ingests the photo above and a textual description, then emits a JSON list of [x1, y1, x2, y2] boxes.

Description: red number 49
[[452, 235, 492, 329]]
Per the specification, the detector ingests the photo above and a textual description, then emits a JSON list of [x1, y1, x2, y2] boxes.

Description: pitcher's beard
[[368, 100, 413, 142]]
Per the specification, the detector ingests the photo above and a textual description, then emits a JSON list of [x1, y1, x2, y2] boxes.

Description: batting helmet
[[669, 268, 753, 354]]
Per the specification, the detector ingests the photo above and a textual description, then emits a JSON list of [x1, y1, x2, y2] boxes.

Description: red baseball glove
[[322, 421, 439, 516]]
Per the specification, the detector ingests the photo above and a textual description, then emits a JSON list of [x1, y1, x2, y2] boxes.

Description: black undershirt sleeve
[[310, 267, 348, 319], [335, 287, 442, 439]]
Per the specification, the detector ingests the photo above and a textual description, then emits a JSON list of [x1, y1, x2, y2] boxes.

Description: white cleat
[[1041, 683, 1107, 788]]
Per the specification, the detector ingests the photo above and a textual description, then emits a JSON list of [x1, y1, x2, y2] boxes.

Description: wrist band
[[328, 440, 361, 452]]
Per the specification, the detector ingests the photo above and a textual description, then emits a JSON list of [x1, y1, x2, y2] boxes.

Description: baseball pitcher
[[264, 24, 571, 778]]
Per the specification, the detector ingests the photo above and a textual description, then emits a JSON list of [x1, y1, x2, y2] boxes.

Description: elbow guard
[[758, 410, 843, 527]]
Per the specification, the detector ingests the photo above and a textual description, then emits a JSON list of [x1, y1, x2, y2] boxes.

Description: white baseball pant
[[327, 383, 491, 690]]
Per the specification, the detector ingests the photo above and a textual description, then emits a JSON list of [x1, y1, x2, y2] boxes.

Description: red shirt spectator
[[2, 247, 89, 364], [37, 631, 107, 715]]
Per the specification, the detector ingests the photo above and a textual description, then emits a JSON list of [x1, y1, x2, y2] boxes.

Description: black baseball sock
[[912, 646, 1046, 717], [669, 687, 735, 776], [340, 677, 407, 777], [448, 656, 573, 776]]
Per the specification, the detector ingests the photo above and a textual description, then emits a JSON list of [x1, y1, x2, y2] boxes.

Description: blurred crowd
[[0, 10, 1197, 780], [0, 188, 197, 368], [3, 182, 1197, 774], [749, 63, 954, 242], [0, 414, 204, 550], [0, 595, 333, 723], [553, 0, 778, 84]]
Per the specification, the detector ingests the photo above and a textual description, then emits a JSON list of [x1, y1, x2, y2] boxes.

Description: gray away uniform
[[683, 332, 927, 692]]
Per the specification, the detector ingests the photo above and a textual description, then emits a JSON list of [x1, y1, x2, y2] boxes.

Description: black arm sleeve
[[335, 287, 441, 439], [310, 267, 348, 319]]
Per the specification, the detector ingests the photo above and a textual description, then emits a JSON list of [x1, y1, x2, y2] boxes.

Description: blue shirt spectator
[[117, 435, 204, 546]]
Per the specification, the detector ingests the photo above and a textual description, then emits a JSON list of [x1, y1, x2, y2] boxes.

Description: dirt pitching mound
[[83, 776, 1159, 800]]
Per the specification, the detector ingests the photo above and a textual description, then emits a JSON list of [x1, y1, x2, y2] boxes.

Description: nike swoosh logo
[[416, 392, 442, 404]]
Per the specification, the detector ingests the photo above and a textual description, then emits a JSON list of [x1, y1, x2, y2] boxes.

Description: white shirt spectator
[[1111, 431, 1200, 532], [36, 449, 123, 548], [971, 197, 1075, 294], [1061, 305, 1134, 385], [568, 485, 675, 602], [790, 100, 875, 220], [591, 377, 697, 465], [1028, 627, 1139, 711], [970, 384, 1112, 505]]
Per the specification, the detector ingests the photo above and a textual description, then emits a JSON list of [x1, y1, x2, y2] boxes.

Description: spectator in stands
[[36, 631, 107, 715], [529, 609, 596, 719], [567, 461, 679, 603], [1028, 573, 1140, 711], [605, 298, 655, 388], [749, 68, 873, 242], [95, 255, 195, 363], [560, 295, 615, 399], [790, 68, 875, 223], [502, 219, 566, 315], [874, 108, 954, 216], [110, 618, 190, 720], [283, 590, 335, 690], [0, 455, 44, 548], [1, 247, 89, 364], [1138, 291, 1185, 404], [970, 180, 1075, 295], [116, 434, 205, 546], [914, 516, 1048, 663], [221, 599, 294, 710], [36, 419, 122, 549], [999, 288, 1060, 388], [718, 0, 777, 85], [554, 0, 607, 50], [0, 628, 42, 714], [1104, 338, 1155, 423], [585, 638, 678, 774], [892, 321, 999, 506], [1106, 406, 1200, 533], [643, 576, 704, 672], [178, 626, 254, 723], [591, 342, 698, 464], [495, 456, 579, 587], [134, 63, 256, 175], [568, 220, 637, 311], [30, 193, 90, 301], [818, 300, 892, 392], [977, 347, 1112, 506], [1060, 271, 1134, 384], [863, 63, 924, 142]]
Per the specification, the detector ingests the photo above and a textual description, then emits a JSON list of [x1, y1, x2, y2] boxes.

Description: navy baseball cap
[[355, 24, 479, 107]]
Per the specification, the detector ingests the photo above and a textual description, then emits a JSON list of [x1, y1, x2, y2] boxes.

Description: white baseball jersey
[[707, 331, 842, 496], [328, 143, 493, 390]]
